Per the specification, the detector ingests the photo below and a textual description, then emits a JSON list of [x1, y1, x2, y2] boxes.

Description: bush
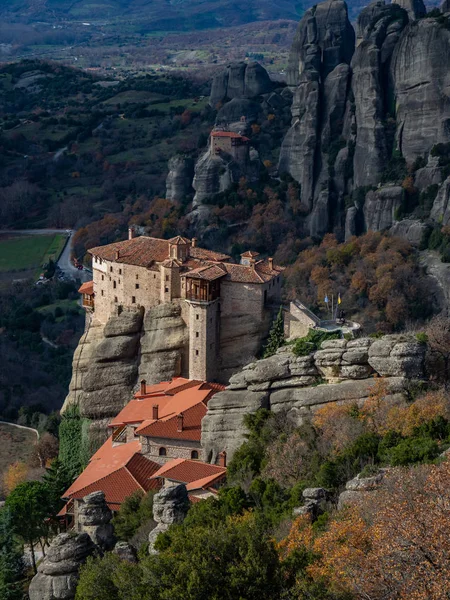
[[292, 330, 341, 357]]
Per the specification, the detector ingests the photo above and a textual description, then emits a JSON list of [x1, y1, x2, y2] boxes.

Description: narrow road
[[0, 420, 39, 441], [0, 229, 91, 283]]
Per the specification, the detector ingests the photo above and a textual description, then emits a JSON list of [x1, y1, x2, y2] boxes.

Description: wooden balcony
[[82, 295, 94, 309]]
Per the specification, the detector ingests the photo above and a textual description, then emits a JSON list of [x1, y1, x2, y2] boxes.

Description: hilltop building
[[210, 130, 249, 162], [59, 378, 226, 525], [81, 231, 283, 382]]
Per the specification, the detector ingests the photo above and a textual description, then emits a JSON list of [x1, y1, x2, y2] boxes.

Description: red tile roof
[[62, 438, 160, 510], [211, 131, 249, 142], [110, 379, 224, 443], [78, 281, 94, 295], [241, 250, 260, 258], [189, 246, 230, 262], [136, 402, 207, 441], [182, 263, 227, 282], [219, 260, 284, 284], [151, 459, 226, 490]]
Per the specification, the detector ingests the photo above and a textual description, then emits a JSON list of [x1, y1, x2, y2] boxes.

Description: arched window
[[159, 447, 167, 456], [191, 450, 199, 460]]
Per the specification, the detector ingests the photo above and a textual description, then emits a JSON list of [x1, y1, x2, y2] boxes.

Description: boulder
[[113, 542, 138, 563], [368, 334, 426, 378], [77, 491, 115, 551], [338, 469, 385, 508], [28, 533, 95, 600], [149, 485, 189, 554], [209, 61, 273, 106]]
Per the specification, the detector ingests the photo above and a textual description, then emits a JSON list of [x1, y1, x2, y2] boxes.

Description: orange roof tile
[[241, 250, 260, 258], [151, 459, 226, 487], [168, 236, 191, 245], [189, 246, 230, 262], [78, 281, 94, 295], [89, 236, 169, 267], [219, 261, 283, 284], [185, 472, 226, 491], [182, 263, 227, 282], [62, 438, 160, 509], [211, 131, 249, 142], [136, 402, 207, 441]]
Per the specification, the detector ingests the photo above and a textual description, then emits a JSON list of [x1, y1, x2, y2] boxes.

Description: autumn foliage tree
[[3, 463, 28, 495]]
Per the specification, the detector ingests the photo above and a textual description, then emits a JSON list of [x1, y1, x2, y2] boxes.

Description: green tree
[[112, 490, 155, 542], [42, 458, 73, 520], [0, 509, 24, 600], [59, 405, 86, 478], [263, 307, 285, 358], [75, 554, 122, 600], [5, 481, 50, 574]]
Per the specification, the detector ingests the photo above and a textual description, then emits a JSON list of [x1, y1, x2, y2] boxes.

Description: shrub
[[292, 330, 341, 357]]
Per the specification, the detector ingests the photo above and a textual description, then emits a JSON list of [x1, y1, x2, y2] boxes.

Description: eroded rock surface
[[148, 484, 189, 554], [166, 156, 195, 203], [77, 491, 115, 551], [202, 335, 426, 462], [28, 533, 95, 600], [210, 61, 273, 107], [63, 304, 188, 449]]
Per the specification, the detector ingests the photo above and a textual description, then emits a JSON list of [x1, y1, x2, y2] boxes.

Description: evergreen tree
[[263, 307, 285, 358], [0, 509, 24, 600], [42, 459, 73, 520]]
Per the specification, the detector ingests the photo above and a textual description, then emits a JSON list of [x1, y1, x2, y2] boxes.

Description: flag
[[324, 295, 329, 304], [338, 293, 342, 305]]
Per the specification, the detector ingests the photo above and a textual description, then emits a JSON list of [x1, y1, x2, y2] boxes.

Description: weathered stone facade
[[141, 435, 204, 464]]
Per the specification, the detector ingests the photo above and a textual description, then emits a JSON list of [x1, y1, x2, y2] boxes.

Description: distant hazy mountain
[[0, 0, 380, 30]]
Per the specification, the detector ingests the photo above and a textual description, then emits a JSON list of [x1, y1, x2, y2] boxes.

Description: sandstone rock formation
[[165, 156, 195, 203], [210, 61, 273, 108], [113, 542, 138, 563], [363, 186, 403, 231], [63, 304, 188, 449], [77, 491, 115, 551], [202, 335, 426, 462], [337, 469, 385, 509], [28, 533, 95, 600], [389, 219, 429, 246], [148, 484, 189, 554], [293, 487, 329, 519]]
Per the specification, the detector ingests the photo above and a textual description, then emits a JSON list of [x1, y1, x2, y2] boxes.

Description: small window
[[191, 450, 199, 460], [135, 283, 140, 289], [154, 274, 156, 279], [101, 290, 104, 296], [119, 269, 122, 275], [196, 314, 199, 320], [95, 256, 98, 263], [110, 266, 113, 273], [132, 296, 136, 304], [166, 275, 169, 282], [196, 332, 199, 338], [195, 350, 199, 356], [159, 447, 167, 456], [136, 274, 139, 280], [113, 281, 117, 289], [119, 279, 121, 284], [101, 275, 104, 281], [114, 296, 118, 303], [165, 287, 169, 293]]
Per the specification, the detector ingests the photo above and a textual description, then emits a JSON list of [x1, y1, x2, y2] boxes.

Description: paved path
[[0, 420, 39, 440]]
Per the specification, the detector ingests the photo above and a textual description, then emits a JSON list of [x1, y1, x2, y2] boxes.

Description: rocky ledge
[[202, 334, 426, 462]]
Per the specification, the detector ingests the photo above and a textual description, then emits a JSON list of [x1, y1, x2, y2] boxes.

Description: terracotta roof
[[189, 246, 230, 262], [89, 236, 169, 267], [136, 402, 207, 441], [182, 263, 227, 282], [211, 131, 249, 142], [89, 235, 231, 268], [62, 438, 160, 509], [219, 261, 283, 284], [241, 250, 260, 258], [78, 281, 94, 295], [168, 236, 190, 245], [160, 258, 181, 268], [151, 459, 226, 489]]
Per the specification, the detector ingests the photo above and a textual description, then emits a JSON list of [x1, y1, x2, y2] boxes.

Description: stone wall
[[202, 334, 427, 463], [141, 435, 203, 463]]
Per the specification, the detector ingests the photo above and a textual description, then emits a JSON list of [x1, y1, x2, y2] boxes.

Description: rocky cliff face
[[63, 304, 189, 449], [166, 156, 195, 203], [148, 484, 189, 554], [202, 334, 426, 463], [276, 0, 450, 239]]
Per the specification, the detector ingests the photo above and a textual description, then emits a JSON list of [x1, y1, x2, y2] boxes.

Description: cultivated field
[[0, 233, 67, 283]]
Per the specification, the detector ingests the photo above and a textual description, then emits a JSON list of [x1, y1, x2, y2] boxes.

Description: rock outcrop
[[113, 542, 138, 563], [338, 469, 385, 509], [363, 186, 403, 231], [294, 487, 329, 519], [202, 335, 426, 462], [148, 484, 189, 554], [63, 304, 188, 449], [165, 156, 195, 203], [28, 533, 95, 600], [210, 61, 273, 107], [389, 218, 429, 246], [76, 491, 115, 552]]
